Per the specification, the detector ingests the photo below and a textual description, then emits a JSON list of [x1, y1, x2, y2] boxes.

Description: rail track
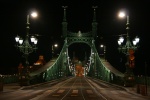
[[0, 77, 149, 100]]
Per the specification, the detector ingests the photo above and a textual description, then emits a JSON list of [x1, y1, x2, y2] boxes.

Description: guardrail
[[0, 74, 19, 84]]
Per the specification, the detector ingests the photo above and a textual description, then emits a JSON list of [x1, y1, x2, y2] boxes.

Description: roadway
[[0, 77, 150, 100]]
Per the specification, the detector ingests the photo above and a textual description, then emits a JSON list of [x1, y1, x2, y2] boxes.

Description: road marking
[[86, 90, 93, 94], [30, 90, 52, 100], [57, 90, 65, 93], [72, 90, 78, 93]]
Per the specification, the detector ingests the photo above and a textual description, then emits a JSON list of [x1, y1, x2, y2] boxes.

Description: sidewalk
[[124, 84, 150, 97], [1, 83, 22, 92]]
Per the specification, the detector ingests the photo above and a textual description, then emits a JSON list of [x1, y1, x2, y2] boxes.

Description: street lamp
[[117, 11, 140, 86], [15, 11, 38, 86], [52, 43, 58, 58], [100, 44, 106, 61]]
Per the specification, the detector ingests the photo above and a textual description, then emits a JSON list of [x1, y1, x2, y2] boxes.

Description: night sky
[[0, 0, 149, 76]]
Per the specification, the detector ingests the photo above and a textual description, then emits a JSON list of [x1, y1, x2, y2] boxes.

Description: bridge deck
[[1, 77, 150, 99]]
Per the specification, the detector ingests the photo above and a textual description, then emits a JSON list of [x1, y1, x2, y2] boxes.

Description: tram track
[[30, 77, 76, 100], [1, 77, 149, 100], [42, 77, 109, 100], [84, 77, 108, 100]]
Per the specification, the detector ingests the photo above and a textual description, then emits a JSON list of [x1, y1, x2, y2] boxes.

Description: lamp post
[[117, 11, 140, 86], [52, 43, 58, 58], [15, 11, 38, 86], [100, 44, 106, 61]]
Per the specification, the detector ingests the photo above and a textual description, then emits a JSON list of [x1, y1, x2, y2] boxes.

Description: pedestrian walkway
[[124, 84, 150, 97], [1, 83, 21, 92]]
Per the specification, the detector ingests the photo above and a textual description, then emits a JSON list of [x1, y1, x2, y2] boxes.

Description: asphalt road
[[0, 77, 150, 100]]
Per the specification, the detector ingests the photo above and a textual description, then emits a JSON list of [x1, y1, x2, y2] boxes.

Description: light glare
[[118, 12, 125, 18], [31, 12, 38, 18]]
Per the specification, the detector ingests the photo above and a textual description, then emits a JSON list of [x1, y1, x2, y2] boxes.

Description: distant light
[[31, 12, 38, 18], [54, 44, 58, 47], [118, 11, 126, 18], [100, 44, 104, 48]]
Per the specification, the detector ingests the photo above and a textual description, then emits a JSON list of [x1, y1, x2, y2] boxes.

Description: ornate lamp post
[[100, 44, 106, 61], [52, 43, 58, 58], [117, 11, 140, 86], [15, 11, 38, 86]]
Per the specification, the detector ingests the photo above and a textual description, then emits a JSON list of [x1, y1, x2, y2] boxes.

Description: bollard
[[140, 85, 147, 96], [0, 77, 3, 91]]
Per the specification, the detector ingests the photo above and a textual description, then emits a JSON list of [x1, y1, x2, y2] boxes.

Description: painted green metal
[[29, 29, 124, 85], [28, 6, 125, 85]]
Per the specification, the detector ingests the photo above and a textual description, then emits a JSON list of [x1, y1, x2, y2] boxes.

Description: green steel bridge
[[28, 6, 125, 86], [3, 6, 149, 87]]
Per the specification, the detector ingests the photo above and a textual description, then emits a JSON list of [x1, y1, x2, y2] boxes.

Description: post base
[[123, 72, 135, 87], [19, 75, 30, 86]]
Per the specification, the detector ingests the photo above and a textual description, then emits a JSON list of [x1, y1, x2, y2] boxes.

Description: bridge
[[27, 7, 126, 86], [1, 6, 150, 99], [1, 7, 149, 88]]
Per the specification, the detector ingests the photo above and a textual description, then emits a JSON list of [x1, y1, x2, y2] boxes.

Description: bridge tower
[[61, 6, 99, 77], [61, 6, 98, 46]]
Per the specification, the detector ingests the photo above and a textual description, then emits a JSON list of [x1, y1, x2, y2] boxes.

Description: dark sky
[[0, 0, 149, 76]]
